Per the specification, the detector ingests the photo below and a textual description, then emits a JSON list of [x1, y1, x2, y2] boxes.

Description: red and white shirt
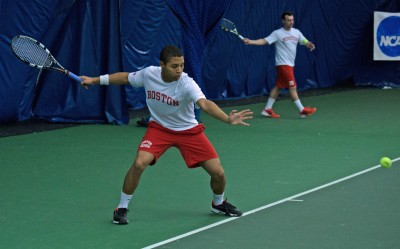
[[128, 66, 205, 131]]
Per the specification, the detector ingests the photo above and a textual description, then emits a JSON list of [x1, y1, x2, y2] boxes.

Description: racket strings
[[220, 19, 236, 31], [12, 37, 53, 67]]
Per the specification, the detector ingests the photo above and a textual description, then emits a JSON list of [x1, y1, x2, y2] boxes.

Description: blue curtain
[[0, 0, 398, 124]]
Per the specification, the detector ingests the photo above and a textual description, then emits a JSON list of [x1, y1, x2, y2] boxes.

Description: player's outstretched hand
[[228, 109, 253, 126], [307, 42, 316, 51], [80, 76, 96, 89]]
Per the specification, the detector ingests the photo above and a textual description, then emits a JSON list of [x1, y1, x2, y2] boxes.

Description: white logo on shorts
[[140, 140, 152, 148]]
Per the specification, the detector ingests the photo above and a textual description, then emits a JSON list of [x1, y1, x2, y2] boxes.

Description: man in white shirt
[[243, 11, 317, 118], [80, 45, 253, 224]]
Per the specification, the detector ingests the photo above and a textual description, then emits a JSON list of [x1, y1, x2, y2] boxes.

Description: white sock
[[265, 98, 276, 110], [117, 192, 132, 209], [294, 99, 304, 112], [213, 193, 224, 206]]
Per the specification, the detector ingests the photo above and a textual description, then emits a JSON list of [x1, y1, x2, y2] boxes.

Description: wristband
[[99, 74, 109, 85]]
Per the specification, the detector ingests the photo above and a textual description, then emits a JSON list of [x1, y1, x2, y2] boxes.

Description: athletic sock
[[117, 192, 133, 209], [213, 193, 224, 206], [265, 98, 276, 110], [294, 99, 304, 112]]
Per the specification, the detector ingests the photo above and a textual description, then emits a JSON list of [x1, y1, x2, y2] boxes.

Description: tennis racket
[[220, 18, 244, 40], [10, 35, 82, 83]]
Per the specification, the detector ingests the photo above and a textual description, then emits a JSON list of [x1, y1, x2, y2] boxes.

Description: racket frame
[[11, 35, 81, 82], [220, 18, 244, 40]]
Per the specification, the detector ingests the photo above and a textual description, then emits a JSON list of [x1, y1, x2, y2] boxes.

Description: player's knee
[[211, 166, 225, 180], [132, 159, 149, 172]]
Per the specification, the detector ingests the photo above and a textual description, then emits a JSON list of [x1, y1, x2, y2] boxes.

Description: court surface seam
[[143, 157, 399, 249]]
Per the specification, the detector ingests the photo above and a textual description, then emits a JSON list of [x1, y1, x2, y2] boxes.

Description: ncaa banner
[[374, 11, 400, 61]]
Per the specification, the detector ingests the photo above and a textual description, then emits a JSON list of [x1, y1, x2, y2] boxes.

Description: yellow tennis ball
[[380, 157, 392, 168]]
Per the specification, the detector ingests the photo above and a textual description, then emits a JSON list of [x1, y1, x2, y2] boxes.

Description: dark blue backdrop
[[0, 0, 399, 124]]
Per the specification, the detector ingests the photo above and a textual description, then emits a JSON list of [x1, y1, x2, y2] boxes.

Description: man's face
[[161, 56, 184, 82], [282, 15, 294, 29]]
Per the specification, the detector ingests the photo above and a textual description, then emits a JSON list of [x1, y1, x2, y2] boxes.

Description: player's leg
[[261, 86, 281, 118], [200, 159, 242, 217], [113, 151, 155, 225], [288, 86, 299, 101], [176, 126, 242, 217], [289, 85, 304, 111], [269, 85, 280, 99], [122, 151, 155, 195], [288, 85, 317, 118], [279, 66, 317, 117], [200, 158, 226, 195], [113, 122, 171, 224]]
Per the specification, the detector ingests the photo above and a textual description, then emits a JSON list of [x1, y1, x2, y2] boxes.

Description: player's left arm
[[305, 40, 315, 51], [196, 98, 253, 126], [301, 38, 315, 51]]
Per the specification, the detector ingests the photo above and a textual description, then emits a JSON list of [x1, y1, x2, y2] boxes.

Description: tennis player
[[80, 45, 252, 224], [243, 11, 316, 118]]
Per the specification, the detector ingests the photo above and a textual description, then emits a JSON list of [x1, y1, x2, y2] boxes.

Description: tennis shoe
[[300, 106, 317, 118], [261, 109, 280, 118], [113, 208, 129, 224], [211, 200, 243, 217]]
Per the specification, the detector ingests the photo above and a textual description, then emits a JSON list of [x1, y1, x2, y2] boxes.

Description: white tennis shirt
[[128, 66, 205, 131], [265, 27, 308, 66]]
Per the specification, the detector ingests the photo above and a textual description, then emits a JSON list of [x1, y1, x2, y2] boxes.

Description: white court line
[[143, 157, 399, 249]]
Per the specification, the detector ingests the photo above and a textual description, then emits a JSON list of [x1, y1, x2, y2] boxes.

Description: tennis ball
[[380, 157, 392, 168]]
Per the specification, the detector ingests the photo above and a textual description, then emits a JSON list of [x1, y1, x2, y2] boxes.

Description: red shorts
[[138, 122, 218, 168], [276, 65, 296, 88]]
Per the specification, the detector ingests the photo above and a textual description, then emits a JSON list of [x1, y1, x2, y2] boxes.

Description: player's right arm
[[243, 38, 269, 46], [80, 72, 130, 87]]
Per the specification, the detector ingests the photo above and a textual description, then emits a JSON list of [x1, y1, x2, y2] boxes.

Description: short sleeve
[[128, 70, 146, 87], [265, 30, 278, 44], [181, 75, 206, 103]]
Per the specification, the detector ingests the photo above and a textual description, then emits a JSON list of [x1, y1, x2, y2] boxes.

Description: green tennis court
[[1, 88, 399, 248]]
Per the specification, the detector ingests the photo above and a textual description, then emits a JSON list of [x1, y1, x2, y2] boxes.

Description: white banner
[[374, 11, 400, 61]]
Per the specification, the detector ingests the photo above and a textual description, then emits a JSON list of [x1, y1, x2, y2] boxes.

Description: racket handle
[[238, 35, 244, 40], [67, 71, 82, 82]]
